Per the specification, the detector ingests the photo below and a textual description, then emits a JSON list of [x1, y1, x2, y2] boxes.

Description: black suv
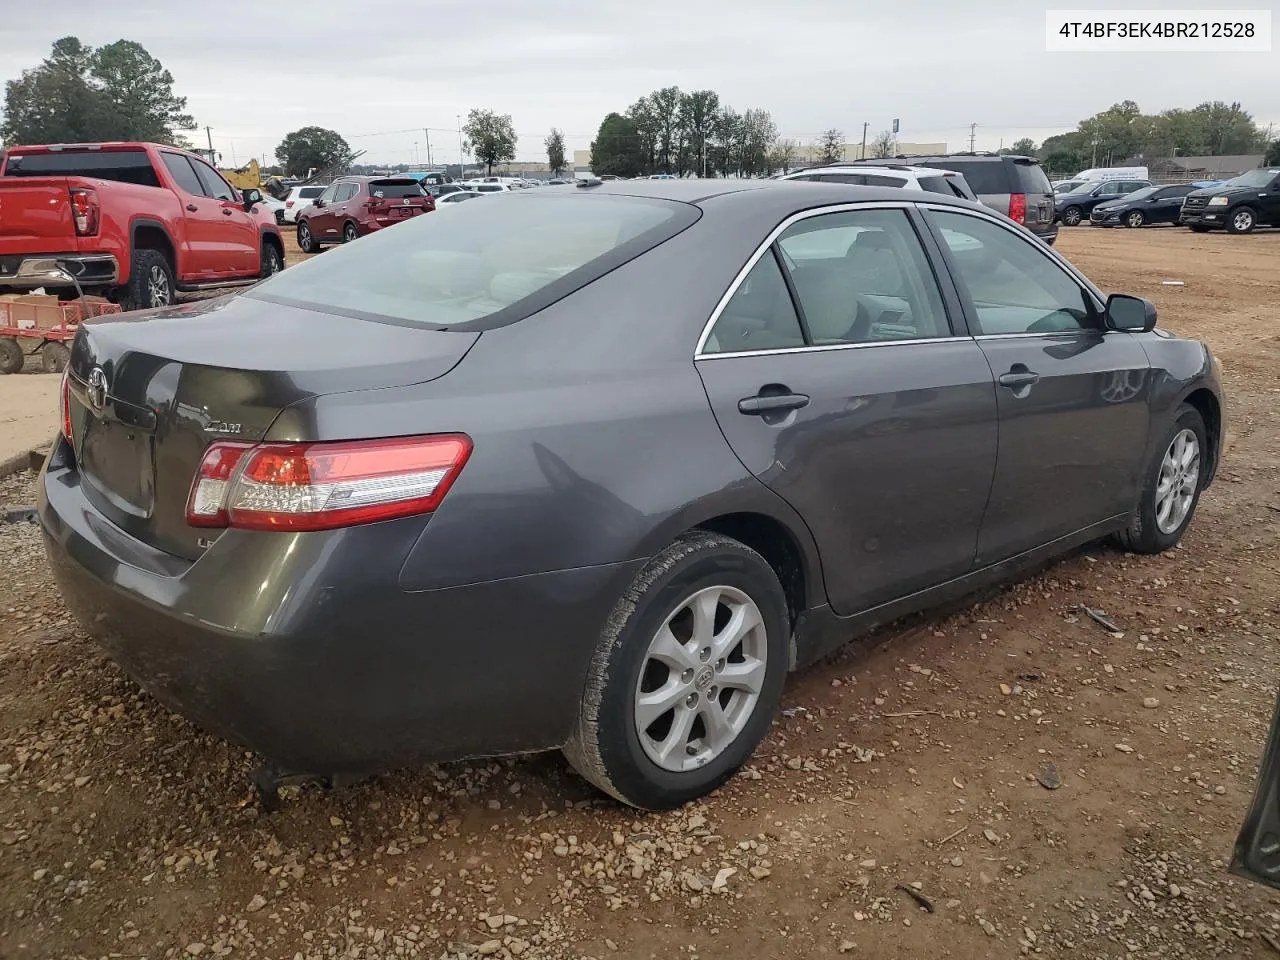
[[1180, 167, 1280, 234], [840, 152, 1058, 244]]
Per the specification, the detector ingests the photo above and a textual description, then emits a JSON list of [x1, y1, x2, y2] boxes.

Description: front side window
[[334, 183, 358, 202], [190, 158, 237, 201], [931, 210, 1093, 335], [316, 184, 338, 204], [777, 208, 950, 344], [250, 193, 694, 329]]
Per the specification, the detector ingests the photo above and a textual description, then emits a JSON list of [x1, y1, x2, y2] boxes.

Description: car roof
[[583, 178, 984, 215]]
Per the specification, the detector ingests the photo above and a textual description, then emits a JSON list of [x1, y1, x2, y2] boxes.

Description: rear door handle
[[738, 393, 810, 415], [186, 204, 198, 212], [998, 370, 1040, 389]]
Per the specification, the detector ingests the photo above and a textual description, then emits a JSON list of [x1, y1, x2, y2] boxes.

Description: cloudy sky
[[5, 0, 1277, 166]]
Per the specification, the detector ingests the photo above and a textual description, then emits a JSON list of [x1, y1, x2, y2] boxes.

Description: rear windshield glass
[[368, 179, 424, 199], [248, 193, 696, 330], [921, 159, 1006, 195], [2, 148, 161, 187], [1009, 159, 1052, 195], [299, 186, 324, 198]]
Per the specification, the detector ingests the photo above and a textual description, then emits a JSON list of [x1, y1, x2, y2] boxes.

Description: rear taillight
[[60, 370, 74, 451], [1008, 193, 1026, 224], [285, 200, 295, 208], [185, 434, 472, 531], [69, 188, 100, 236]]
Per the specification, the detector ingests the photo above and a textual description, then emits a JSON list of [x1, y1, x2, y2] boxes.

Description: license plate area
[[80, 415, 155, 517]]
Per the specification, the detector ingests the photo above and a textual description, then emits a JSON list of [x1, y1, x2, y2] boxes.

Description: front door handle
[[998, 369, 1040, 389], [186, 203, 198, 212], [738, 393, 810, 415]]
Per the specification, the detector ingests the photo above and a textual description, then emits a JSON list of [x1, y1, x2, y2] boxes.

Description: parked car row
[[1053, 167, 1280, 234]]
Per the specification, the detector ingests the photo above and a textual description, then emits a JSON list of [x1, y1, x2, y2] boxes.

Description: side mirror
[[312, 198, 324, 207], [242, 188, 263, 211], [1106, 293, 1157, 333]]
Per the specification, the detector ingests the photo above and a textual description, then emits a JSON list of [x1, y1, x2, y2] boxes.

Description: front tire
[[1061, 206, 1083, 226], [1227, 206, 1256, 234], [297, 220, 321, 254], [260, 241, 283, 278], [1125, 210, 1145, 228], [563, 532, 789, 809], [120, 249, 176, 312], [1118, 404, 1208, 554]]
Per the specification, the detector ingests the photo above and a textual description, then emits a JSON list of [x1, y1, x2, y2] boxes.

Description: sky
[[3, 0, 1277, 167]]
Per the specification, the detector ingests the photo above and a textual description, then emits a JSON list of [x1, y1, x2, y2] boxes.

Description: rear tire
[[1117, 404, 1208, 555], [40, 341, 69, 373], [1061, 206, 1083, 227], [297, 220, 321, 254], [1226, 206, 1256, 234], [563, 531, 789, 809], [120, 249, 175, 312], [342, 221, 358, 243], [0, 337, 23, 375]]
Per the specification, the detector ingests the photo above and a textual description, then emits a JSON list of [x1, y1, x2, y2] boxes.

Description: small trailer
[[0, 295, 122, 374]]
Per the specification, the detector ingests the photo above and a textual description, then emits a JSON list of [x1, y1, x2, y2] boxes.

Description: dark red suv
[[296, 176, 434, 252]]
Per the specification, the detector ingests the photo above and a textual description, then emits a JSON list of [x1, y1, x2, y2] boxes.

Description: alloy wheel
[[1155, 428, 1200, 534], [633, 585, 768, 773], [147, 264, 171, 307], [1233, 210, 1254, 232], [1126, 211, 1144, 228], [343, 223, 357, 242], [1063, 207, 1082, 226]]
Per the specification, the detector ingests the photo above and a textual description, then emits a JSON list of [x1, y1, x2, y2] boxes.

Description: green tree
[[1266, 139, 1280, 166], [1189, 101, 1264, 155], [89, 40, 195, 142], [770, 138, 798, 174], [816, 128, 844, 164], [462, 109, 517, 175], [1, 37, 100, 144], [678, 89, 720, 177], [1039, 131, 1089, 175], [1078, 100, 1145, 166], [544, 127, 566, 175], [1009, 137, 1037, 155], [589, 112, 644, 178], [275, 126, 351, 178]]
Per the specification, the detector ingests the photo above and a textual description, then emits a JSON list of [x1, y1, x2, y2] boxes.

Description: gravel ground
[[1, 227, 1278, 960]]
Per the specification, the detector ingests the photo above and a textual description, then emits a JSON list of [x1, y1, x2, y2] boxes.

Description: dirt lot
[[1, 226, 1278, 960]]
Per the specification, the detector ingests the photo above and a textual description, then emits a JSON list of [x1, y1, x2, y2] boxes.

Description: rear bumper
[[39, 443, 641, 774], [0, 253, 118, 289]]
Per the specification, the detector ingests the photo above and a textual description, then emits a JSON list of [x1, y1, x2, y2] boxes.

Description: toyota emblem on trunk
[[86, 367, 107, 412]]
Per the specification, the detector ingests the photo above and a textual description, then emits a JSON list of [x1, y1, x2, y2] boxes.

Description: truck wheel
[[0, 337, 23, 375], [261, 242, 284, 277], [120, 249, 176, 311], [1226, 206, 1256, 234], [297, 221, 321, 254], [41, 342, 70, 373]]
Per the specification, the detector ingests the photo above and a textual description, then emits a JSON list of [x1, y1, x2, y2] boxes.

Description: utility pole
[[861, 122, 868, 159], [424, 129, 433, 168], [205, 125, 214, 159], [968, 123, 977, 152], [456, 115, 464, 174]]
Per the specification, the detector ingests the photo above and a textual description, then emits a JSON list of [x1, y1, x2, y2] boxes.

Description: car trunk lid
[[65, 293, 478, 560], [366, 178, 433, 225]]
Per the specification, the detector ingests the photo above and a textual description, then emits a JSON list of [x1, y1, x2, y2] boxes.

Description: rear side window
[[249, 193, 697, 329], [923, 160, 1006, 195], [3, 149, 162, 187], [299, 186, 324, 199], [917, 175, 951, 196], [702, 252, 805, 354], [860, 174, 907, 187], [369, 179, 425, 199], [161, 153, 205, 195], [1009, 159, 1052, 195]]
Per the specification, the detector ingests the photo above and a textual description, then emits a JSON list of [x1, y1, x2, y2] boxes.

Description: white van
[[1073, 166, 1150, 183]]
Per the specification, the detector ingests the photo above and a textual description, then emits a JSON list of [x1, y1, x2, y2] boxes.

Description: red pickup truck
[[0, 142, 285, 311]]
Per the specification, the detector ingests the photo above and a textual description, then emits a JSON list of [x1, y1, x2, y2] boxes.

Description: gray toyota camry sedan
[[40, 179, 1224, 809]]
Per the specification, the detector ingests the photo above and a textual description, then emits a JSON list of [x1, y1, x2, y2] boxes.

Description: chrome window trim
[[699, 336, 972, 361], [694, 200, 932, 359], [916, 202, 1107, 312]]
